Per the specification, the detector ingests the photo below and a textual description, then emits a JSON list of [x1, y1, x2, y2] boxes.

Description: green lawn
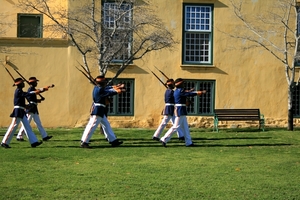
[[0, 127, 299, 200]]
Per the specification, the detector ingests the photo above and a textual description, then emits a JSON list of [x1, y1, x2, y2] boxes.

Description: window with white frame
[[17, 14, 43, 38], [102, 1, 132, 62], [183, 4, 213, 65], [183, 80, 215, 115], [107, 79, 134, 116]]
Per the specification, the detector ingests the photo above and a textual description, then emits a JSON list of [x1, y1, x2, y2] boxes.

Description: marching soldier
[[16, 77, 53, 141], [80, 75, 126, 148], [1, 78, 50, 148], [160, 78, 206, 147], [152, 79, 185, 141]]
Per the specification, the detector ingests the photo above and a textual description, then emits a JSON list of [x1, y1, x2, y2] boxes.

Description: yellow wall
[[0, 0, 296, 128]]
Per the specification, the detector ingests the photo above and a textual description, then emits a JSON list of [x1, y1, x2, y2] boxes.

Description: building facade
[[0, 0, 299, 129]]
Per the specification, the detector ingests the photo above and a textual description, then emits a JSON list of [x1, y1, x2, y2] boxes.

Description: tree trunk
[[287, 109, 294, 131]]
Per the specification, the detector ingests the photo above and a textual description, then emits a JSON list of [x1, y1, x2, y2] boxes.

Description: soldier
[[160, 78, 206, 147], [80, 76, 126, 148], [152, 79, 185, 141], [16, 77, 53, 141], [1, 78, 50, 148]]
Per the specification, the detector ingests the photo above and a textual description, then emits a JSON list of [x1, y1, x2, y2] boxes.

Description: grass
[[0, 127, 300, 200]]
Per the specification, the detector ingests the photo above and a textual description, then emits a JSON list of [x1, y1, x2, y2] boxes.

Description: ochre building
[[1, 0, 299, 129]]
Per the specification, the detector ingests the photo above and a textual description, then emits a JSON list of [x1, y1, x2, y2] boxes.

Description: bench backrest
[[215, 109, 260, 116], [214, 109, 261, 120]]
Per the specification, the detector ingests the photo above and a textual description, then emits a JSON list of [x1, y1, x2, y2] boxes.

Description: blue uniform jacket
[[26, 86, 39, 114], [174, 88, 197, 116], [162, 89, 175, 116], [10, 88, 32, 118], [90, 85, 119, 117]]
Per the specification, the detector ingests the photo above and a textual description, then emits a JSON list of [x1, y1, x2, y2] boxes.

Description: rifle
[[76, 66, 97, 85], [13, 68, 55, 100], [2, 64, 35, 108], [154, 66, 169, 80], [146, 66, 167, 88], [75, 61, 101, 86], [3, 65, 16, 83], [153, 65, 193, 106], [6, 60, 54, 100]]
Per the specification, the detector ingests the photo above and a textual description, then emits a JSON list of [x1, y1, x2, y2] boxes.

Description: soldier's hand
[[117, 84, 125, 88]]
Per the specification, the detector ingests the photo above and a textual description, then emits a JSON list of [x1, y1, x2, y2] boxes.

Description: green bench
[[213, 109, 265, 132]]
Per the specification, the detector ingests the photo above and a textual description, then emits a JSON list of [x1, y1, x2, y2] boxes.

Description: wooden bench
[[213, 109, 265, 132]]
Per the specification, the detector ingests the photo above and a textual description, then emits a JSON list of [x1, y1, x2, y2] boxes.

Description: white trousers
[[153, 115, 184, 138], [81, 115, 117, 143], [2, 116, 39, 145], [160, 115, 193, 146], [17, 113, 48, 139]]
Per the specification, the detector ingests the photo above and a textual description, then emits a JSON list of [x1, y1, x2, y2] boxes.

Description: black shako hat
[[28, 77, 39, 83], [174, 78, 184, 86], [13, 78, 24, 86]]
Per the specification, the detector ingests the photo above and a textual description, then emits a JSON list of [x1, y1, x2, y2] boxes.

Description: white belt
[[94, 103, 106, 107], [175, 104, 186, 106], [30, 102, 37, 105], [14, 106, 25, 110], [165, 103, 174, 106]]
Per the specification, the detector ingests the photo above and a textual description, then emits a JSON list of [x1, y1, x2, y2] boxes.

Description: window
[[107, 79, 134, 116], [293, 83, 300, 117], [183, 80, 215, 115], [17, 14, 43, 38], [102, 1, 132, 62], [183, 4, 213, 65]]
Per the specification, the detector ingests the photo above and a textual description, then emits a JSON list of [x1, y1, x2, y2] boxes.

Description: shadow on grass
[[210, 128, 262, 133], [8, 141, 293, 149], [193, 143, 292, 147], [192, 136, 272, 140], [0, 129, 295, 149], [46, 141, 293, 149], [212, 127, 300, 132], [55, 144, 293, 149]]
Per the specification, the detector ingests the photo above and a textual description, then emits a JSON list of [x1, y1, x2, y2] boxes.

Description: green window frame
[[107, 79, 134, 116], [17, 14, 43, 38], [102, 1, 133, 62], [183, 80, 215, 115], [293, 82, 300, 117], [182, 4, 214, 65]]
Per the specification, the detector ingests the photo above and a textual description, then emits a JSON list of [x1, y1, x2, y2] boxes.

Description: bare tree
[[0, 13, 8, 37], [226, 0, 300, 130], [0, 12, 13, 56], [17, 0, 176, 83]]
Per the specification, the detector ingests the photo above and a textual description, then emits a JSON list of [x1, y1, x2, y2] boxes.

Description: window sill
[[180, 64, 216, 70], [107, 63, 136, 71], [0, 37, 70, 47], [182, 0, 215, 2]]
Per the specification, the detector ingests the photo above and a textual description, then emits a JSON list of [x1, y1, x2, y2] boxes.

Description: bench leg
[[260, 120, 265, 131], [260, 114, 265, 131], [213, 118, 219, 132], [258, 121, 264, 131]]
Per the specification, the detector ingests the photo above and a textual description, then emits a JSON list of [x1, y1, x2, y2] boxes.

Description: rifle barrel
[[76, 66, 96, 85], [146, 66, 167, 88], [154, 66, 169, 80], [11, 67, 46, 99], [4, 67, 15, 82]]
